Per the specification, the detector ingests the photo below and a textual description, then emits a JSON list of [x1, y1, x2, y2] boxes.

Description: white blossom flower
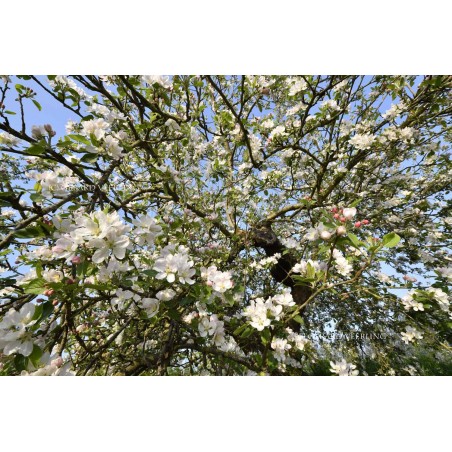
[[142, 75, 172, 90], [269, 126, 287, 140], [165, 118, 181, 131], [89, 231, 130, 264], [435, 267, 452, 281], [271, 338, 291, 362], [156, 288, 176, 301], [288, 78, 307, 96], [349, 133, 376, 150], [132, 215, 162, 246], [42, 269, 64, 283], [112, 288, 134, 310], [426, 287, 449, 312], [342, 207, 357, 220], [330, 359, 359, 376], [333, 249, 353, 277], [103, 135, 124, 160], [272, 290, 295, 307], [0, 132, 21, 147], [82, 118, 109, 140], [401, 326, 423, 344], [0, 303, 37, 356], [401, 292, 424, 311], [141, 298, 160, 318], [201, 266, 233, 293]]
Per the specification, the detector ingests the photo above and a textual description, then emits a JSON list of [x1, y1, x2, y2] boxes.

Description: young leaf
[[382, 232, 401, 248]]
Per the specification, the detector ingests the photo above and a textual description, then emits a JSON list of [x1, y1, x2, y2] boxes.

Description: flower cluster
[[292, 259, 326, 275], [142, 75, 172, 90], [82, 118, 126, 160], [349, 133, 376, 150], [198, 314, 226, 346], [401, 291, 424, 311], [426, 287, 449, 313], [286, 328, 310, 351], [330, 359, 359, 376], [332, 249, 353, 277], [153, 245, 195, 284], [29, 167, 79, 199], [53, 210, 131, 264], [242, 295, 289, 331], [201, 265, 234, 293], [271, 338, 291, 362], [400, 326, 423, 344], [132, 215, 162, 246]]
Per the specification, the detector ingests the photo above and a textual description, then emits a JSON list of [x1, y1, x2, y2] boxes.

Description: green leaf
[[306, 262, 316, 279], [32, 99, 42, 111], [347, 232, 361, 249], [40, 301, 54, 321], [27, 143, 46, 155], [29, 345, 43, 368], [167, 309, 181, 321], [22, 278, 47, 295], [14, 354, 29, 371], [382, 232, 401, 248], [76, 261, 90, 278], [233, 324, 248, 336], [14, 224, 49, 239], [142, 269, 158, 277], [180, 297, 195, 307], [30, 193, 44, 203], [240, 326, 255, 338], [261, 328, 271, 346], [36, 262, 43, 278], [68, 134, 91, 145], [89, 133, 100, 147], [80, 153, 98, 163], [349, 198, 362, 208], [293, 315, 304, 325], [83, 283, 111, 291]]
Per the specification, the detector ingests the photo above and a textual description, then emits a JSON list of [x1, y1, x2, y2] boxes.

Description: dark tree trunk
[[250, 222, 312, 311]]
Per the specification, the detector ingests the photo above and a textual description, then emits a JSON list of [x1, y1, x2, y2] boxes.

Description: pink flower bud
[[339, 216, 346, 223], [354, 221, 362, 228], [333, 213, 340, 220], [71, 256, 82, 264], [362, 219, 370, 225], [331, 207, 338, 213]]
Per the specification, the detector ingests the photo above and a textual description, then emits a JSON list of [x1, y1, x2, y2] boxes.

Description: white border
[[1, 377, 450, 451], [2, 0, 451, 74]]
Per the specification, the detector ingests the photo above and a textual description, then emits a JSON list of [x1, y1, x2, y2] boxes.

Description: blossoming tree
[[0, 75, 450, 376]]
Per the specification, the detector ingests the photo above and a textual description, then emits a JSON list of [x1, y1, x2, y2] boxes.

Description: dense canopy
[[0, 75, 451, 376]]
